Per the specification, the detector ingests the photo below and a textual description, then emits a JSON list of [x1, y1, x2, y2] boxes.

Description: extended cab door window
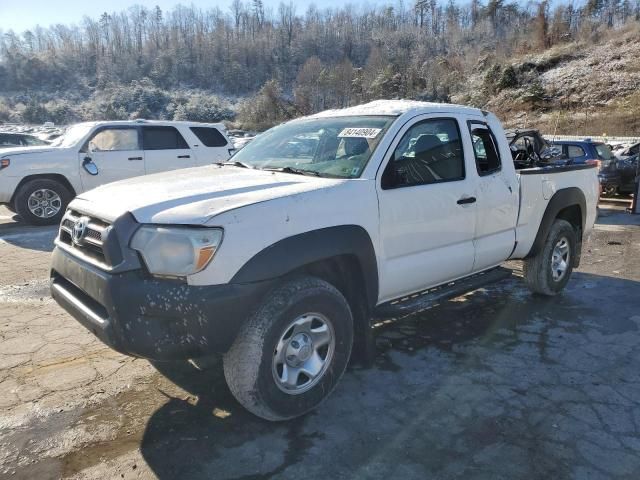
[[469, 123, 501, 176], [381, 118, 465, 189], [142, 126, 194, 173]]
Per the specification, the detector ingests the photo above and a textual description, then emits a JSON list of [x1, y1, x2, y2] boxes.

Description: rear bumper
[[50, 246, 275, 360]]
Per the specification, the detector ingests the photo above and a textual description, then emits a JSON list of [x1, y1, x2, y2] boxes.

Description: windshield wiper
[[220, 161, 253, 169], [261, 166, 322, 177]]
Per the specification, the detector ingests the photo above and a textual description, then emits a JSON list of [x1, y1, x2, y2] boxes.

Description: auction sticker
[[338, 127, 382, 138]]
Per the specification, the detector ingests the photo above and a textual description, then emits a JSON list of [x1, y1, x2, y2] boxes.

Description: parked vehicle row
[[548, 139, 636, 197], [0, 120, 233, 225], [49, 101, 599, 420], [504, 131, 637, 197], [598, 154, 638, 196], [614, 141, 639, 160]]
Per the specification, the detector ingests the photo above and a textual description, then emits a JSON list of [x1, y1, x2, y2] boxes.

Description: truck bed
[[511, 164, 599, 259]]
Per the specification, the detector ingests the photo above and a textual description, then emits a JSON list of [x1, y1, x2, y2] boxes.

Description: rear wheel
[[14, 178, 72, 226], [602, 185, 618, 197], [524, 219, 577, 296], [223, 276, 353, 421]]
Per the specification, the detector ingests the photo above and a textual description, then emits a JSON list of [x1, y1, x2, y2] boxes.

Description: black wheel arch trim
[[230, 225, 379, 308], [11, 173, 77, 204], [525, 187, 586, 259]]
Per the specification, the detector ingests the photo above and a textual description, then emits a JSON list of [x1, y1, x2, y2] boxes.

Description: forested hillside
[[1, 0, 639, 133]]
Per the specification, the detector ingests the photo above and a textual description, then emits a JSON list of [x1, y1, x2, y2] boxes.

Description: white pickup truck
[[0, 120, 232, 225], [50, 101, 598, 420]]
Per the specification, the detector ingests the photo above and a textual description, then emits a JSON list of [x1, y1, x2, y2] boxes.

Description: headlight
[[130, 226, 223, 277]]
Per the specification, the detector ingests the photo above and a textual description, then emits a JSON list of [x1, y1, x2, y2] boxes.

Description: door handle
[[457, 196, 477, 205], [177, 155, 191, 159], [128, 156, 143, 161]]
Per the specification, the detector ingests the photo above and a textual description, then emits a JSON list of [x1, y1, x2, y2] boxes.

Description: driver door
[[376, 115, 478, 302], [79, 126, 145, 192]]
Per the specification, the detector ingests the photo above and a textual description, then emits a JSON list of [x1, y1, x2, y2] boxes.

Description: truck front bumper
[[0, 175, 20, 204], [50, 246, 275, 360]]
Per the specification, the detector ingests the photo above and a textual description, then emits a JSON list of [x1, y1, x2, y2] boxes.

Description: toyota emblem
[[72, 217, 90, 245]]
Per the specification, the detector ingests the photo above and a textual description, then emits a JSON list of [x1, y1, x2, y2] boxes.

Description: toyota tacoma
[[50, 101, 599, 420]]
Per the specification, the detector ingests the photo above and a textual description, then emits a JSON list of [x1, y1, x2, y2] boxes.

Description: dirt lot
[[1, 203, 639, 480]]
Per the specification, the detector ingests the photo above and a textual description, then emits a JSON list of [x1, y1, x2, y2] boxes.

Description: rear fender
[[525, 187, 586, 264]]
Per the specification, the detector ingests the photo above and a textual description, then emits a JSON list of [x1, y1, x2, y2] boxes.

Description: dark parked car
[[615, 142, 639, 160], [599, 154, 638, 196], [0, 132, 49, 148], [551, 139, 615, 168]]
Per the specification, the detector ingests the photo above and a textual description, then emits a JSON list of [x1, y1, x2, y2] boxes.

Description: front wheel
[[14, 178, 72, 226], [223, 276, 353, 421], [523, 219, 577, 296]]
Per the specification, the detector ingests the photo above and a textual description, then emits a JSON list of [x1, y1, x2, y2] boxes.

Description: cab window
[[381, 118, 465, 189]]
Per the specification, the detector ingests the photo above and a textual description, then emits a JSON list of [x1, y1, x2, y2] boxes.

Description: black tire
[[523, 219, 577, 296], [223, 276, 353, 421], [602, 185, 617, 197], [14, 178, 72, 226]]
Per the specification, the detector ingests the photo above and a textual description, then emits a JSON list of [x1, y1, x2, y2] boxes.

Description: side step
[[373, 267, 514, 319]]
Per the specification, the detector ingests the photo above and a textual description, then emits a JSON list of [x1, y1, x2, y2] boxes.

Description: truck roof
[[309, 100, 485, 118]]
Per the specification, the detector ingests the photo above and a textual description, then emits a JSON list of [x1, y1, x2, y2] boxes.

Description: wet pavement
[[1, 204, 639, 479]]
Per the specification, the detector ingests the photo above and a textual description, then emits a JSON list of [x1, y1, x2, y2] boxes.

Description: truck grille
[[59, 210, 111, 265]]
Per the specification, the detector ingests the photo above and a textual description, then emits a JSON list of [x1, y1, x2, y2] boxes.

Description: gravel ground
[[0, 203, 639, 480]]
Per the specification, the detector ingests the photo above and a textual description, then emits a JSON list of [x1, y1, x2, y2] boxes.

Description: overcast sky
[[0, 0, 392, 33]]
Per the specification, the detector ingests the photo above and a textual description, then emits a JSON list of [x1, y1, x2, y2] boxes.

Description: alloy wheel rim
[[551, 237, 570, 281], [272, 312, 335, 395], [27, 189, 62, 219]]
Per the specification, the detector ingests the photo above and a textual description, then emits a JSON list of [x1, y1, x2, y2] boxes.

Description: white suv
[[0, 120, 233, 225]]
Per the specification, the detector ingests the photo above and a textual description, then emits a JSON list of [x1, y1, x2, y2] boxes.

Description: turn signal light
[[0, 158, 9, 169]]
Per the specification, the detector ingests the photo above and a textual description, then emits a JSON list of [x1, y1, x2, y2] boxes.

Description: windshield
[[595, 143, 613, 160], [231, 116, 396, 178], [51, 124, 93, 148]]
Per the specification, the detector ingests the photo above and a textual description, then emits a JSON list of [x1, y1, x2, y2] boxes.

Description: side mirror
[[83, 156, 98, 176]]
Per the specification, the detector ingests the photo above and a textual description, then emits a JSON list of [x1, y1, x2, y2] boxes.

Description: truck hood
[[0, 146, 58, 157], [71, 165, 344, 224]]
